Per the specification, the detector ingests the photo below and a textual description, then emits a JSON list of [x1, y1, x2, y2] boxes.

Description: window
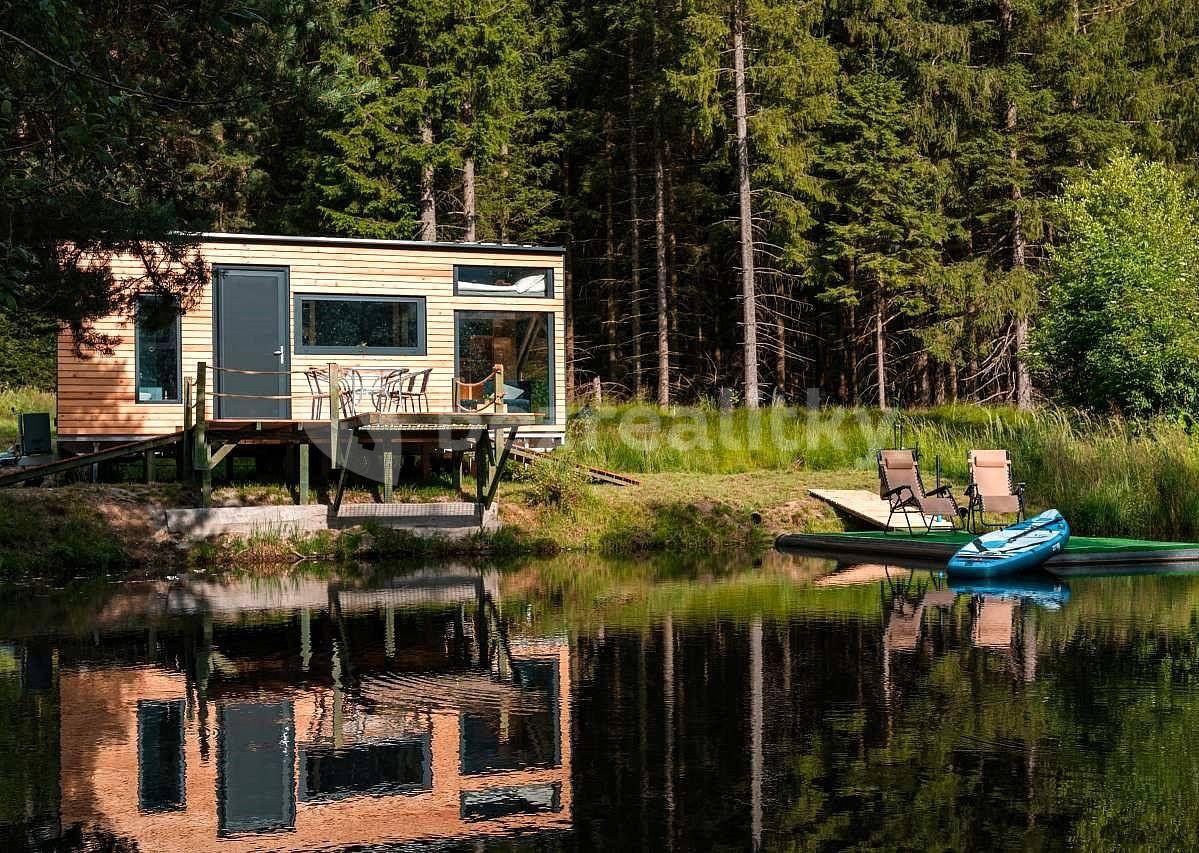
[[136, 294, 181, 403], [295, 295, 425, 355], [217, 702, 296, 836], [137, 700, 186, 813], [455, 311, 555, 421], [455, 265, 552, 297], [300, 737, 431, 803]]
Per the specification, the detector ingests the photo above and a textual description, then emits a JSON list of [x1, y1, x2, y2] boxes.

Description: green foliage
[[0, 306, 54, 391], [0, 387, 56, 448], [513, 455, 591, 509], [1036, 153, 1199, 417], [0, 492, 127, 585]]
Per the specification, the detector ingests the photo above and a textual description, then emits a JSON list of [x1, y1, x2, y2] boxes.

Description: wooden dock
[[809, 488, 954, 531], [775, 529, 1199, 575]]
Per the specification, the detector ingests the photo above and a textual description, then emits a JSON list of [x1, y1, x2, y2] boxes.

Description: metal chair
[[369, 369, 409, 412], [336, 370, 362, 417], [877, 448, 965, 535], [304, 368, 329, 419], [400, 368, 432, 412], [965, 449, 1026, 532]]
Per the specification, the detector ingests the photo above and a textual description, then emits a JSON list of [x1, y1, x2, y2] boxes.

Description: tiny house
[[56, 233, 567, 454]]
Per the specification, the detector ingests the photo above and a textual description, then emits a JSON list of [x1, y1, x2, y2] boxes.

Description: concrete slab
[[333, 501, 499, 537], [165, 505, 328, 539]]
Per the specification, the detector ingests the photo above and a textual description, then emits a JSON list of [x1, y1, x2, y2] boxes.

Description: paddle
[[967, 513, 1062, 557]]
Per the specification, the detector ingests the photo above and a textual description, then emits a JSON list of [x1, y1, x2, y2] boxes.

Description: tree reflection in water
[[1, 554, 1199, 851]]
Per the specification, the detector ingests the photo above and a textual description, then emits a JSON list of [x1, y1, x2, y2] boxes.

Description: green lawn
[[0, 387, 54, 448]]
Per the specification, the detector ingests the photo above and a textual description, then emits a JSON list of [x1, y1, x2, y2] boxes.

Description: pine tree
[[814, 70, 946, 409]]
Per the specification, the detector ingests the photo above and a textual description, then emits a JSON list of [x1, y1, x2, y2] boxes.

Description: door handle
[[273, 347, 284, 365]]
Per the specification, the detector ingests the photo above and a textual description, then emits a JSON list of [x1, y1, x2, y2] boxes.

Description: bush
[[1035, 152, 1199, 418], [514, 455, 590, 509]]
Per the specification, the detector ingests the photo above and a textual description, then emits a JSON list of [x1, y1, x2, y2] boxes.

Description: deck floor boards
[[809, 488, 955, 531]]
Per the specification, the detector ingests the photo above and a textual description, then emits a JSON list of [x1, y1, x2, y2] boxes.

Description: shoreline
[[0, 470, 859, 587]]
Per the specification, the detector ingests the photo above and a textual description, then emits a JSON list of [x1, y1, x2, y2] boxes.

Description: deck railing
[[452, 363, 507, 414]]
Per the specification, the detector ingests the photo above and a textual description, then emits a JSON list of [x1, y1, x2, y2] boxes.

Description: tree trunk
[[418, 111, 436, 241], [653, 13, 670, 407], [564, 157, 575, 396], [604, 113, 619, 382], [732, 0, 758, 409], [462, 155, 476, 242], [628, 35, 644, 397], [875, 297, 887, 410], [775, 312, 786, 398], [917, 350, 931, 405], [1003, 0, 1033, 410]]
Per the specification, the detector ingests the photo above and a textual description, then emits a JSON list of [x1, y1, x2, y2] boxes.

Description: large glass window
[[217, 702, 296, 836], [455, 265, 552, 297], [295, 295, 425, 355], [135, 294, 181, 403], [137, 700, 186, 813], [455, 311, 554, 420], [300, 737, 431, 802]]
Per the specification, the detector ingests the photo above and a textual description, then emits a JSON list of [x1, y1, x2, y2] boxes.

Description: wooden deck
[[344, 411, 540, 430], [809, 488, 954, 531]]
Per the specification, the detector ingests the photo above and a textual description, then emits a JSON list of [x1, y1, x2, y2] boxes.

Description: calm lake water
[[3, 551, 1199, 851]]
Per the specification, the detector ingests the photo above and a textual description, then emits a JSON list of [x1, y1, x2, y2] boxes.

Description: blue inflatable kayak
[[947, 510, 1070, 577], [949, 576, 1071, 610]]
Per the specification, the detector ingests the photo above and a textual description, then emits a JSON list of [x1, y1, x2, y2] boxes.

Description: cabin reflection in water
[[56, 569, 570, 851]]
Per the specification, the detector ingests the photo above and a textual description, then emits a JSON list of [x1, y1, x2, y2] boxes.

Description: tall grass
[[565, 402, 1199, 540], [0, 386, 55, 447]]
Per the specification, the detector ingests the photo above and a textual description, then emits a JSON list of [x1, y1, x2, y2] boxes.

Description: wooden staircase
[[508, 445, 640, 487]]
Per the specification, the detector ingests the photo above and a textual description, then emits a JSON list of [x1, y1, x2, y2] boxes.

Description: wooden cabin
[[56, 233, 567, 454]]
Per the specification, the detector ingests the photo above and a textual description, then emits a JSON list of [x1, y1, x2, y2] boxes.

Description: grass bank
[[566, 403, 1199, 541], [6, 392, 1199, 582]]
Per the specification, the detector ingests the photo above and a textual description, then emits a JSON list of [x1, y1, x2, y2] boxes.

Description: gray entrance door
[[214, 267, 290, 419]]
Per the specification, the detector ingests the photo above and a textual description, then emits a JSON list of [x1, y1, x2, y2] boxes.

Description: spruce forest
[[4, 0, 1199, 409]]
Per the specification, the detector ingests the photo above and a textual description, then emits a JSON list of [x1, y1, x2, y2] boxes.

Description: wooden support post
[[144, 448, 155, 484], [194, 363, 207, 477], [298, 443, 310, 506], [493, 362, 507, 413], [451, 450, 464, 496], [200, 443, 212, 508], [181, 378, 193, 480], [483, 426, 519, 509], [332, 428, 354, 515], [209, 441, 237, 468], [474, 429, 491, 513], [382, 448, 394, 503], [195, 363, 212, 506], [328, 362, 340, 469]]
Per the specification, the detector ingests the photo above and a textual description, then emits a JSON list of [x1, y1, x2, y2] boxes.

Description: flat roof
[[193, 231, 565, 256]]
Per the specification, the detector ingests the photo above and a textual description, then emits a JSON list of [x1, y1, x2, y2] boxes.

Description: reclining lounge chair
[[877, 449, 964, 535], [965, 449, 1026, 532]]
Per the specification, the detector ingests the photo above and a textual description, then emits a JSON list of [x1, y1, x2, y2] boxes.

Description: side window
[[454, 266, 552, 297], [136, 294, 181, 403]]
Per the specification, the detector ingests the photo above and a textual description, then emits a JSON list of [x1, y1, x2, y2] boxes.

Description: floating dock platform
[[775, 530, 1199, 576]]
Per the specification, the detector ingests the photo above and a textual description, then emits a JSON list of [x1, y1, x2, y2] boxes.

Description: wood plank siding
[[57, 234, 567, 440]]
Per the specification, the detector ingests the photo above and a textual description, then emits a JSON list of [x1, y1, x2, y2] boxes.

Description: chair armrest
[[1014, 482, 1027, 496], [964, 483, 978, 498], [929, 484, 954, 497]]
